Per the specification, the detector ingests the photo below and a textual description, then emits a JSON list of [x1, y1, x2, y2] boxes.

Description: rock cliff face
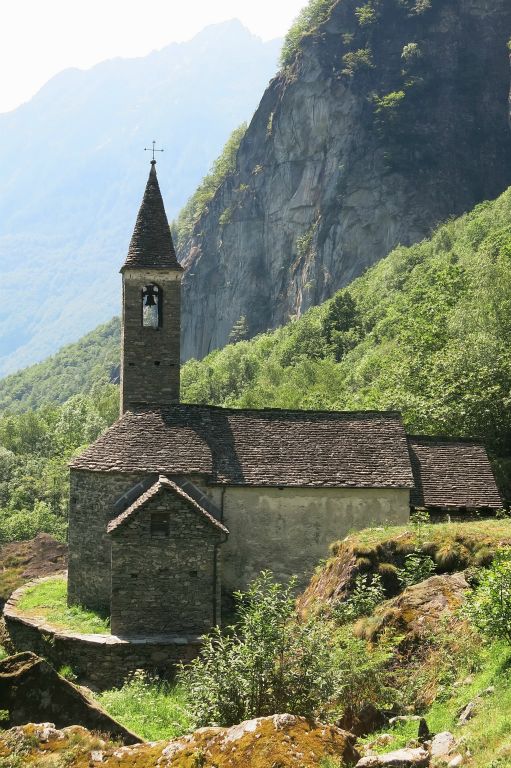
[[179, 0, 511, 360]]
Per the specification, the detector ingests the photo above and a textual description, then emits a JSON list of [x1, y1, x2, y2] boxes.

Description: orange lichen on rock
[[0, 715, 360, 767]]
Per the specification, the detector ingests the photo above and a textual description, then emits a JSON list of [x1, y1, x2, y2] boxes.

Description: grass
[[0, 645, 7, 660], [17, 576, 110, 634], [97, 671, 194, 741], [360, 635, 511, 767], [350, 518, 511, 549]]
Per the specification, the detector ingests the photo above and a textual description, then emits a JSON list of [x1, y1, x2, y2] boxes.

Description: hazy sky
[[0, 0, 306, 114]]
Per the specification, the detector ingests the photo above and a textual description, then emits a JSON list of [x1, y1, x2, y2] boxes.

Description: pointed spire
[[122, 161, 182, 271]]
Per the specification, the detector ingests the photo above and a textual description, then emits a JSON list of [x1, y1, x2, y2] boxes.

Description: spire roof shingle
[[122, 161, 182, 271]]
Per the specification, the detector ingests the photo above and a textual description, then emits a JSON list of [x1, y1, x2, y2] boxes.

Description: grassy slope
[[0, 318, 120, 413]]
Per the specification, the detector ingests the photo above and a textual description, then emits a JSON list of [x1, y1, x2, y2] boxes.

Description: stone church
[[68, 161, 501, 637]]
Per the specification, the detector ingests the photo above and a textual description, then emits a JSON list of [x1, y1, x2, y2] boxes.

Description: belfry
[[120, 160, 182, 412]]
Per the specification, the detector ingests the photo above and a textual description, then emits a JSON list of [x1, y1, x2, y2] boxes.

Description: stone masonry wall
[[110, 490, 223, 636], [4, 579, 201, 691], [67, 470, 147, 612], [121, 269, 181, 412]]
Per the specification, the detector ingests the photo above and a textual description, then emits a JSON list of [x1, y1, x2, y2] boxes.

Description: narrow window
[[142, 284, 162, 328], [151, 512, 170, 537]]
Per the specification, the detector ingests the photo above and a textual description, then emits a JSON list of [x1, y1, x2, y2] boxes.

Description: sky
[[0, 0, 307, 114]]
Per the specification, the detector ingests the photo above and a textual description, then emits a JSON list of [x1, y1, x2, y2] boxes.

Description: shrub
[[280, 0, 336, 67], [409, 509, 430, 546], [0, 502, 67, 544], [397, 553, 436, 588], [333, 631, 396, 719], [178, 572, 339, 727], [465, 548, 511, 644], [333, 573, 385, 624], [342, 48, 374, 77]]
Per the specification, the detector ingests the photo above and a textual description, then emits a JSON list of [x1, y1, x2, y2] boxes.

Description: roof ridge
[[408, 433, 484, 445], [126, 404, 405, 418]]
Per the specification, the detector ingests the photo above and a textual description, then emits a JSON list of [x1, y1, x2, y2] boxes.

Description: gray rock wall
[[179, 0, 511, 360]]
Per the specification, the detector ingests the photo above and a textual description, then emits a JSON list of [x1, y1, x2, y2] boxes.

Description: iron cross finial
[[144, 140, 164, 162]]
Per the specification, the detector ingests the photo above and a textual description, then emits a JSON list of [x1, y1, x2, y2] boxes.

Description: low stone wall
[[3, 577, 201, 690]]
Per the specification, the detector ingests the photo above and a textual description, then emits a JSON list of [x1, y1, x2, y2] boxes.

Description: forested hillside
[[1, 185, 511, 543]]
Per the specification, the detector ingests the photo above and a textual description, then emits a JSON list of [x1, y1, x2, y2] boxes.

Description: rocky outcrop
[[0, 714, 360, 767], [0, 652, 139, 744], [356, 572, 469, 643], [179, 0, 511, 360]]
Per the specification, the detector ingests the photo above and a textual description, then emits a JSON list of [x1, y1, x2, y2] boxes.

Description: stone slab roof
[[107, 475, 229, 534], [122, 162, 182, 272], [408, 435, 502, 509], [70, 405, 414, 489]]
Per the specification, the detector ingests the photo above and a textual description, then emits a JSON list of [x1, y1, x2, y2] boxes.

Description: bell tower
[[120, 160, 183, 413]]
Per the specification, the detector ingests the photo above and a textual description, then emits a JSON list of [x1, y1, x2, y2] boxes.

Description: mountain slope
[[0, 21, 280, 377], [177, 0, 511, 360]]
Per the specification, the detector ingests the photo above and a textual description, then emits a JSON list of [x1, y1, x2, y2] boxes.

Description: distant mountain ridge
[[0, 20, 280, 376]]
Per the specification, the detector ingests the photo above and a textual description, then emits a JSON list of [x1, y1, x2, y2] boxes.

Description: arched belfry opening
[[142, 284, 162, 328]]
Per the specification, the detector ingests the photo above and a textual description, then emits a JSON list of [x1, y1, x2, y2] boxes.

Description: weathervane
[[144, 140, 164, 162]]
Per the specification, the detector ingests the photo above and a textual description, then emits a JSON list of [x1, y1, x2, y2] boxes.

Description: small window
[[151, 512, 170, 537], [142, 284, 162, 328]]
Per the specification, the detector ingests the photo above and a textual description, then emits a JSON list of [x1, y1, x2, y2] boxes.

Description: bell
[[145, 292, 156, 307]]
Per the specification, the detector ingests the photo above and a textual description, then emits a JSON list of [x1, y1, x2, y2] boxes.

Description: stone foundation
[[3, 577, 201, 690]]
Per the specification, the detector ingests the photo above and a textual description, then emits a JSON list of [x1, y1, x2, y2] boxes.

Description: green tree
[[465, 548, 511, 644]]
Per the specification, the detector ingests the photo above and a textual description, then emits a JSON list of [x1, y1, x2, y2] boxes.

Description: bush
[[178, 572, 339, 727], [333, 574, 385, 624], [465, 548, 511, 644], [397, 553, 436, 588], [280, 0, 336, 67]]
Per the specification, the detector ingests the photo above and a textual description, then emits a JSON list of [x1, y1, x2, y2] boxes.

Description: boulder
[[158, 713, 360, 767], [0, 652, 139, 744], [430, 732, 457, 761], [356, 573, 469, 643], [356, 747, 430, 767]]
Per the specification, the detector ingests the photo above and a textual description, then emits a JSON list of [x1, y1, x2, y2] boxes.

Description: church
[[67, 160, 501, 638]]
